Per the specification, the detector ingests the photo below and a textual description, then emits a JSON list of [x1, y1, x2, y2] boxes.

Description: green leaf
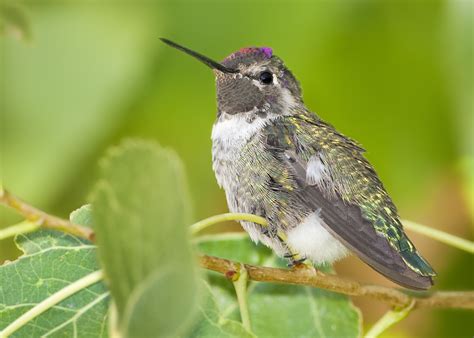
[[92, 140, 200, 336], [70, 204, 94, 228], [0, 230, 108, 337], [188, 282, 255, 338], [197, 232, 272, 266], [197, 234, 273, 312], [198, 235, 362, 338], [123, 267, 200, 338], [248, 284, 361, 338]]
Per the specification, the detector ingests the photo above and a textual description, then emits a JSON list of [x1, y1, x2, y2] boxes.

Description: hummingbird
[[160, 38, 436, 290]]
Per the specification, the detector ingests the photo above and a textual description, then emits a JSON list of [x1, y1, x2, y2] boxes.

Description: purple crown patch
[[260, 47, 273, 58], [222, 46, 274, 67]]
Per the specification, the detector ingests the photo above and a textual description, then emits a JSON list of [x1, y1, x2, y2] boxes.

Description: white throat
[[212, 87, 298, 146], [211, 113, 276, 146]]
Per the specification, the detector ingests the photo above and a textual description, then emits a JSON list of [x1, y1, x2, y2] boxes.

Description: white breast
[[211, 113, 275, 188], [286, 210, 348, 265]]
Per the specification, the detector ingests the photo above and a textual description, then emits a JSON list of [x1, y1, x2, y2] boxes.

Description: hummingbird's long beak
[[160, 38, 238, 74]]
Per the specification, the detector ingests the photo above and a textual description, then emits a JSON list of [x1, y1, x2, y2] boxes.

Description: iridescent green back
[[263, 113, 436, 278]]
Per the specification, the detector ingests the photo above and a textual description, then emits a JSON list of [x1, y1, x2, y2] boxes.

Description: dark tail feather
[[400, 250, 437, 277], [366, 258, 435, 290]]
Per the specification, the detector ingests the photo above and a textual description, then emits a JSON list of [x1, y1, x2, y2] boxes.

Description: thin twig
[[0, 188, 94, 241], [199, 255, 474, 310]]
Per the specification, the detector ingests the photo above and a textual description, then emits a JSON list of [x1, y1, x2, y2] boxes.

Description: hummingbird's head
[[215, 47, 302, 116], [160, 39, 303, 117]]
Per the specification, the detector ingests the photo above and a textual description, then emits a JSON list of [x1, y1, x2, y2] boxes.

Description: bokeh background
[[1, 0, 472, 336]]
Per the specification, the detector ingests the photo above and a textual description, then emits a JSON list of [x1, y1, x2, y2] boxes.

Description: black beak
[[160, 38, 238, 74]]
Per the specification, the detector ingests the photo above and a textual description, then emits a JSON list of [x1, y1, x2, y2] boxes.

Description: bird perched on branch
[[161, 38, 436, 290]]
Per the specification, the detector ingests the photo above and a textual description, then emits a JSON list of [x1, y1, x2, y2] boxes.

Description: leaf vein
[[41, 292, 109, 338]]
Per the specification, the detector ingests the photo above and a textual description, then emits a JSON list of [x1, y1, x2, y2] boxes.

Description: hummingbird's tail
[[400, 247, 437, 278], [387, 233, 437, 289], [365, 250, 435, 290]]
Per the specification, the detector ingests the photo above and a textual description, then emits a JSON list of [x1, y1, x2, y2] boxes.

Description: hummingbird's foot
[[287, 256, 307, 268]]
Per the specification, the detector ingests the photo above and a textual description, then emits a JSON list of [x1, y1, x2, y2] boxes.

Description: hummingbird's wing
[[264, 113, 435, 289]]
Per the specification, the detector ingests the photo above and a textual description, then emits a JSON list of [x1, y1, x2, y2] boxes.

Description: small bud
[[225, 270, 240, 282]]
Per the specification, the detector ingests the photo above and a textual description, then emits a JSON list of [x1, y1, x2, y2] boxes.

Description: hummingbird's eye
[[259, 71, 273, 85]]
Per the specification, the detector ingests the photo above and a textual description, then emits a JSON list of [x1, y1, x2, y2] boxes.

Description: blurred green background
[[1, 0, 472, 336]]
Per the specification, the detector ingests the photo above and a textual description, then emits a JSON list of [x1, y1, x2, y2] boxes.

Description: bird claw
[[287, 256, 307, 268]]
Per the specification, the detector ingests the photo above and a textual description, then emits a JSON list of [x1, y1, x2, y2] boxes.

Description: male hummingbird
[[161, 38, 436, 290]]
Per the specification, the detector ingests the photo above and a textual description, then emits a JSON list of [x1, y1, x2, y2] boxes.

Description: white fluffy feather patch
[[306, 154, 329, 185], [286, 210, 349, 265]]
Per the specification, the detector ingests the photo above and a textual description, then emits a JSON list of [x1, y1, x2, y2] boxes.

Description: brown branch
[[0, 187, 94, 241], [1, 188, 473, 311], [200, 255, 474, 310]]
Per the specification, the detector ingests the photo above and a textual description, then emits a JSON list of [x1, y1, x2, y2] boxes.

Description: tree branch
[[0, 187, 94, 241], [1, 188, 473, 311], [199, 255, 474, 310]]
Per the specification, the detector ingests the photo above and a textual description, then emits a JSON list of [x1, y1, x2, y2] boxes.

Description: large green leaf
[[189, 282, 255, 338], [197, 232, 272, 266], [197, 233, 273, 313], [197, 234, 362, 338], [248, 283, 361, 338], [92, 140, 200, 337], [0, 230, 108, 337]]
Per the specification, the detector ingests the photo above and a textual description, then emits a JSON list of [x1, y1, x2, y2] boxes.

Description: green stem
[[189, 213, 268, 236], [108, 301, 122, 338], [222, 255, 276, 319], [402, 220, 474, 254], [364, 300, 415, 338], [232, 264, 252, 332], [0, 270, 104, 338], [192, 232, 249, 244], [0, 220, 41, 241]]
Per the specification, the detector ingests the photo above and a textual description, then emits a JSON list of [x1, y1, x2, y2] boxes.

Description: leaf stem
[[189, 213, 268, 236], [108, 301, 122, 338], [402, 220, 474, 254], [0, 220, 41, 240], [364, 300, 415, 338], [0, 270, 104, 338], [232, 264, 252, 332]]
